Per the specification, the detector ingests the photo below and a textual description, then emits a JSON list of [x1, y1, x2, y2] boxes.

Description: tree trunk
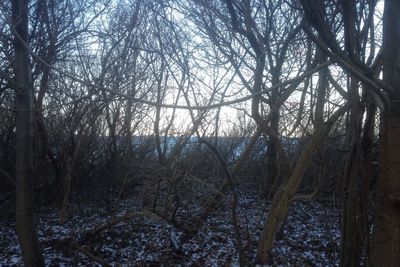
[[370, 0, 400, 265], [340, 141, 367, 267], [265, 105, 279, 198], [59, 135, 84, 224], [256, 124, 330, 264], [256, 105, 347, 264], [340, 78, 368, 267], [371, 109, 400, 265], [59, 161, 72, 225], [12, 0, 45, 265]]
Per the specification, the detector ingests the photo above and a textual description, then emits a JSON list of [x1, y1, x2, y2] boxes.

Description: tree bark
[[370, 0, 400, 265], [12, 0, 45, 265], [371, 110, 400, 266]]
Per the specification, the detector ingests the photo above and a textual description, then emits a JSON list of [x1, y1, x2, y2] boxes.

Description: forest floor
[[0, 186, 340, 266]]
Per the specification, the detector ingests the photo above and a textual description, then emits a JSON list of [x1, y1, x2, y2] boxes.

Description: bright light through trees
[[1, 0, 399, 266]]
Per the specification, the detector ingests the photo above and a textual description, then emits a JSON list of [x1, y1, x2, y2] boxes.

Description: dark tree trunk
[[265, 105, 279, 197], [371, 109, 400, 266], [12, 0, 45, 265], [340, 78, 367, 267], [370, 0, 400, 265]]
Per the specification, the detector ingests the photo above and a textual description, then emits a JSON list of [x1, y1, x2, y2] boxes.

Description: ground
[[0, 187, 340, 266]]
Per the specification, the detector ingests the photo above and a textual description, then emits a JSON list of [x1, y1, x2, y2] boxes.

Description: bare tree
[[12, 0, 45, 265], [299, 0, 400, 265]]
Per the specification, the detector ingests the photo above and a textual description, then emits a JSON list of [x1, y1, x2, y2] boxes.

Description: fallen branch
[[88, 211, 159, 237], [66, 239, 110, 266]]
